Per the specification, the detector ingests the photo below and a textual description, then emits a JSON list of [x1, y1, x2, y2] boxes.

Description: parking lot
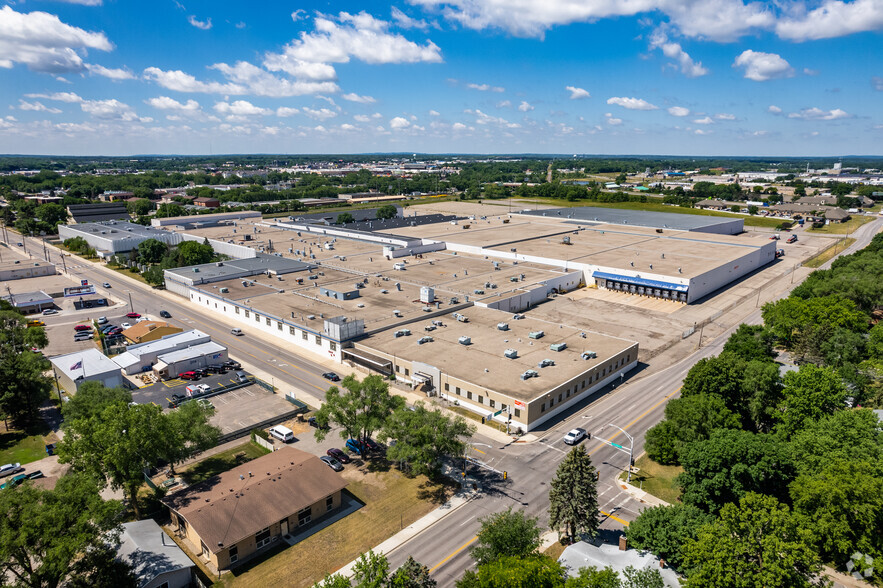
[[208, 384, 297, 436], [131, 368, 248, 408]]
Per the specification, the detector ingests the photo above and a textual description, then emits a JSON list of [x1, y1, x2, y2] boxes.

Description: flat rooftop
[[518, 206, 742, 232], [356, 306, 636, 402], [0, 259, 54, 272], [60, 221, 174, 242]]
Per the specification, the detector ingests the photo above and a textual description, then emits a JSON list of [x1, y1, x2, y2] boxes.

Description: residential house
[[117, 519, 195, 588]]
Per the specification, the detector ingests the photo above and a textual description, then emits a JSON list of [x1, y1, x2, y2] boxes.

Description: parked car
[[25, 471, 44, 480], [223, 360, 242, 370], [121, 322, 132, 330], [179, 371, 200, 381], [26, 319, 45, 327], [206, 364, 228, 374], [345, 438, 364, 455], [107, 327, 123, 336], [74, 332, 94, 341], [787, 235, 798, 244], [1, 473, 27, 490], [42, 308, 58, 316], [102, 282, 111, 288], [320, 455, 344, 472], [159, 310, 171, 318], [308, 416, 330, 430], [769, 234, 780, 240], [363, 438, 381, 452], [327, 448, 351, 464], [167, 393, 187, 408], [97, 316, 108, 324], [73, 324, 92, 332], [0, 463, 23, 478], [563, 428, 588, 445], [126, 312, 141, 319], [234, 370, 249, 383], [322, 372, 341, 382]]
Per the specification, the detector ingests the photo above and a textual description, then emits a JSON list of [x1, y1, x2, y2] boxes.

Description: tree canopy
[[548, 446, 600, 542], [312, 374, 404, 450], [470, 509, 543, 567], [379, 402, 473, 476], [0, 308, 51, 426]]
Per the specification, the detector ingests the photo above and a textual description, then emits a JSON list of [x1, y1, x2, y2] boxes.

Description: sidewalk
[[334, 491, 475, 577]]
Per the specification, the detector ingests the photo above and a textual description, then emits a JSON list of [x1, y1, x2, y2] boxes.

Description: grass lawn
[[0, 426, 55, 466], [179, 441, 270, 485], [224, 465, 456, 588], [107, 265, 150, 285], [803, 238, 856, 269], [805, 214, 874, 235], [543, 541, 566, 561], [513, 198, 784, 228], [621, 454, 683, 505]]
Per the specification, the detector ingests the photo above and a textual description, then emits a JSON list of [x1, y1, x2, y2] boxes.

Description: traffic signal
[[503, 471, 507, 480], [629, 457, 635, 467], [587, 432, 592, 439]]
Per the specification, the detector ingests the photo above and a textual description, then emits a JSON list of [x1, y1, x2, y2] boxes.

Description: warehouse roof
[[50, 348, 121, 381], [518, 206, 743, 232], [156, 341, 226, 364]]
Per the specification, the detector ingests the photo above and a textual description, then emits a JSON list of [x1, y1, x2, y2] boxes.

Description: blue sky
[[0, 0, 881, 156]]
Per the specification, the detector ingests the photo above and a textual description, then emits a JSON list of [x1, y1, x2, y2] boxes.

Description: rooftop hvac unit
[[432, 320, 444, 326], [417, 336, 433, 345], [458, 336, 472, 345], [520, 370, 538, 381], [550, 342, 567, 352], [497, 323, 509, 331], [504, 349, 518, 359], [512, 313, 525, 320], [581, 351, 597, 360], [538, 358, 555, 368], [528, 331, 544, 339]]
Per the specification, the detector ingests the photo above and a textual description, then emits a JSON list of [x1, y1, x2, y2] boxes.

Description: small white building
[[49, 348, 124, 393], [116, 519, 194, 588], [112, 330, 211, 375], [153, 342, 228, 379]]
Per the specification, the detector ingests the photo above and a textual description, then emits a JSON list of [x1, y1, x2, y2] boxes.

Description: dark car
[[320, 455, 344, 472], [322, 372, 341, 382], [363, 438, 381, 452], [126, 312, 141, 319], [223, 360, 242, 370], [159, 310, 171, 318], [167, 393, 186, 408], [206, 364, 228, 374], [327, 448, 350, 464], [25, 471, 44, 480], [192, 368, 209, 377], [1, 473, 27, 490], [345, 438, 363, 455], [179, 371, 200, 381], [308, 416, 330, 430]]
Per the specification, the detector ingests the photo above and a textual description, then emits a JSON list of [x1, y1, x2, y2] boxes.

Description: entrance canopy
[[592, 271, 688, 293]]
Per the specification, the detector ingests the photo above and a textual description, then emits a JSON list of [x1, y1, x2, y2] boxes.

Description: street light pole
[[605, 423, 634, 483]]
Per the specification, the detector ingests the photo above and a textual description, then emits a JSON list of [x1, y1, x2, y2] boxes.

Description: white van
[[268, 425, 294, 443], [231, 327, 243, 336]]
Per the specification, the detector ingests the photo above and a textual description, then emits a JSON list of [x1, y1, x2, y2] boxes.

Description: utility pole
[[128, 291, 134, 312], [595, 424, 635, 482]]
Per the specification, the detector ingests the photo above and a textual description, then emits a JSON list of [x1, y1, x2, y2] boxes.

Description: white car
[[97, 316, 108, 324], [42, 309, 58, 316], [563, 428, 588, 445], [120, 322, 131, 329], [102, 282, 111, 288]]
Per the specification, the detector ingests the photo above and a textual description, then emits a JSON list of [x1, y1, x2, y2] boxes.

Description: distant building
[[559, 541, 679, 587], [193, 197, 220, 208], [0, 260, 56, 281], [116, 519, 195, 588], [58, 221, 180, 256], [7, 290, 53, 314], [66, 203, 129, 224]]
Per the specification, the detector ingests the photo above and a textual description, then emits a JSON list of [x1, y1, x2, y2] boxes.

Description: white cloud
[[648, 28, 708, 77], [276, 107, 300, 117], [803, 67, 819, 76], [787, 107, 850, 120], [17, 100, 62, 114], [565, 86, 590, 100], [496, 100, 511, 108], [714, 113, 736, 120], [143, 67, 244, 94], [464, 108, 520, 128], [873, 77, 883, 91], [146, 96, 200, 112], [144, 62, 339, 97], [303, 107, 338, 120], [263, 11, 441, 83], [768, 105, 782, 113], [341, 92, 376, 103], [340, 123, 357, 131], [188, 15, 213, 30], [25, 91, 82, 103], [752, 130, 768, 136], [85, 63, 135, 80], [605, 113, 623, 126], [391, 6, 429, 29], [390, 116, 411, 129], [0, 6, 112, 73], [56, 0, 103, 5], [291, 9, 307, 22], [693, 116, 714, 124], [467, 82, 505, 92], [606, 96, 658, 110], [214, 100, 273, 116], [694, 128, 711, 135], [235, 22, 246, 29], [353, 114, 371, 122], [518, 101, 534, 112], [80, 98, 144, 121], [667, 106, 690, 117], [776, 0, 883, 41], [428, 109, 440, 116], [733, 50, 794, 81], [452, 122, 467, 131]]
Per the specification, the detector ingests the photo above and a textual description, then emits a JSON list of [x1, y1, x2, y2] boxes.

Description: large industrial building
[[58, 220, 181, 257]]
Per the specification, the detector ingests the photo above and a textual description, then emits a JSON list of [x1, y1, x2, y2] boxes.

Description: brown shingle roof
[[121, 320, 180, 342], [165, 447, 347, 553]]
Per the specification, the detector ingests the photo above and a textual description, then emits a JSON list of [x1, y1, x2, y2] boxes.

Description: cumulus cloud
[[188, 16, 213, 30], [214, 100, 273, 117], [341, 92, 376, 103], [467, 82, 505, 92], [391, 6, 429, 29], [276, 107, 300, 117], [303, 107, 338, 120], [605, 113, 623, 125], [715, 113, 736, 120], [17, 100, 62, 114], [452, 122, 467, 131], [25, 91, 82, 103], [776, 0, 883, 41], [566, 86, 590, 99], [85, 63, 135, 80], [80, 98, 146, 122], [768, 104, 782, 113], [606, 96, 658, 110], [518, 101, 534, 112], [667, 106, 690, 117], [0, 6, 112, 73], [693, 116, 714, 124], [144, 63, 339, 97], [496, 100, 511, 108], [733, 50, 795, 81], [873, 77, 883, 91], [145, 96, 200, 112], [648, 28, 708, 77], [428, 109, 440, 116], [390, 116, 411, 129], [56, 0, 103, 5], [464, 108, 520, 128], [787, 107, 850, 120], [291, 9, 307, 22], [694, 128, 711, 135]]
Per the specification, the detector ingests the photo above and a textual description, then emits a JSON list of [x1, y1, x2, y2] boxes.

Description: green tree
[[677, 429, 795, 513], [61, 381, 131, 422], [683, 493, 824, 588], [471, 509, 543, 566], [626, 504, 712, 572], [0, 474, 135, 588], [312, 375, 404, 452], [789, 408, 882, 476], [643, 420, 680, 466], [127, 198, 153, 216], [376, 205, 398, 220], [762, 295, 868, 349], [777, 364, 848, 437], [142, 264, 166, 287], [549, 445, 600, 543], [722, 324, 775, 362], [175, 240, 214, 266], [564, 566, 621, 588], [644, 394, 741, 465], [313, 574, 351, 588], [137, 238, 168, 263], [35, 203, 68, 227], [337, 212, 355, 224], [59, 401, 219, 518], [387, 556, 437, 588], [379, 402, 474, 476], [352, 550, 389, 588], [679, 353, 746, 413], [155, 203, 184, 218], [0, 309, 51, 426], [457, 555, 565, 588]]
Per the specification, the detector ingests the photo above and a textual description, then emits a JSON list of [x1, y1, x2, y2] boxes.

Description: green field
[[805, 214, 874, 235], [622, 454, 683, 504], [0, 427, 54, 466]]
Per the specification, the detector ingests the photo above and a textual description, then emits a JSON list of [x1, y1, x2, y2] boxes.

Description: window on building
[[326, 496, 334, 512], [558, 393, 563, 402], [315, 335, 321, 345], [627, 354, 630, 363], [478, 395, 484, 404], [297, 507, 312, 527], [395, 365, 400, 373], [489, 399, 495, 408], [540, 403, 546, 413], [214, 303, 217, 308], [289, 326, 295, 335], [404, 368, 409, 376], [223, 306, 227, 312], [277, 321, 283, 331], [501, 403, 507, 411], [514, 408, 521, 418], [201, 541, 210, 559], [566, 389, 570, 398], [330, 341, 337, 351], [228, 545, 238, 564], [235, 307, 240, 315], [255, 526, 272, 549], [466, 391, 472, 400], [445, 383, 450, 392], [255, 314, 260, 322], [245, 310, 250, 318], [455, 386, 460, 395], [266, 317, 271, 326], [302, 330, 308, 340], [158, 582, 170, 588]]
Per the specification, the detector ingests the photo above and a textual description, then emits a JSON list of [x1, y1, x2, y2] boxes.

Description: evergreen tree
[[549, 445, 600, 543], [388, 556, 436, 587]]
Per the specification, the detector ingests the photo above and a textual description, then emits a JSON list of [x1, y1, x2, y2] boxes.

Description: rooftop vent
[[528, 331, 544, 340], [458, 336, 472, 346], [538, 359, 554, 368], [550, 342, 567, 352], [504, 348, 518, 359], [581, 351, 597, 360], [497, 323, 509, 331]]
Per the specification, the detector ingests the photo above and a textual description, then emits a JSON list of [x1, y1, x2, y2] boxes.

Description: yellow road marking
[[589, 388, 680, 457], [600, 510, 630, 526], [429, 535, 477, 573]]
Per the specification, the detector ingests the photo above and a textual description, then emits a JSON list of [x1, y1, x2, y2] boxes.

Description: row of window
[[194, 293, 337, 351], [540, 354, 631, 413], [443, 382, 522, 418]]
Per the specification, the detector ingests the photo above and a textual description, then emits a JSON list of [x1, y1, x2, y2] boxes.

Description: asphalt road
[[11, 216, 882, 586]]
